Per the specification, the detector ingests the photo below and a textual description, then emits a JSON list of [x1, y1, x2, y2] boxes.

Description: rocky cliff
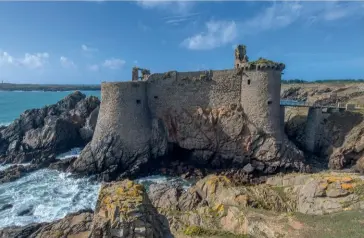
[[282, 83, 364, 171], [70, 105, 308, 181], [0, 91, 100, 164]]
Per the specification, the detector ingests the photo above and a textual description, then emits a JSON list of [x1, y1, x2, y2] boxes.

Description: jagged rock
[[148, 183, 183, 211], [0, 91, 100, 165], [72, 106, 306, 181], [48, 156, 77, 172], [0, 155, 57, 184], [0, 164, 38, 184], [242, 163, 254, 173], [329, 120, 364, 170], [0, 223, 46, 238], [68, 134, 136, 181], [89, 180, 172, 238], [0, 210, 93, 238], [148, 183, 203, 212], [355, 156, 364, 174], [17, 207, 33, 216], [80, 106, 99, 142], [0, 203, 13, 212]]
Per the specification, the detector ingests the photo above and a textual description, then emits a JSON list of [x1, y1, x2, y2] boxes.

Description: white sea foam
[[0, 122, 11, 127], [0, 148, 191, 228], [56, 147, 83, 160], [0, 169, 101, 228], [0, 163, 30, 171], [136, 175, 192, 191]]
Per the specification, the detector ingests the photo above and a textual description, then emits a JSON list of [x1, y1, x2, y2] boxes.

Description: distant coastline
[[0, 83, 101, 92]]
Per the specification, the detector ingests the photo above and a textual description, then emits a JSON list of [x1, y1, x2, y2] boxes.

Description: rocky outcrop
[[89, 179, 172, 238], [329, 120, 364, 169], [282, 83, 364, 171], [71, 106, 307, 181], [0, 91, 100, 164], [0, 210, 93, 238], [0, 155, 57, 184], [1, 173, 364, 238], [355, 156, 364, 174], [147, 173, 364, 237]]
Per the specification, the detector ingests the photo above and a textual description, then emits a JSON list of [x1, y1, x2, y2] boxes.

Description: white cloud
[[19, 53, 49, 69], [182, 20, 237, 50], [133, 60, 138, 65], [136, 0, 194, 15], [60, 56, 76, 69], [181, 2, 364, 51], [323, 2, 364, 21], [0, 51, 14, 65], [241, 2, 302, 34], [0, 51, 49, 69], [102, 58, 126, 69], [81, 44, 98, 52], [163, 12, 201, 26], [241, 2, 364, 33], [88, 64, 99, 71]]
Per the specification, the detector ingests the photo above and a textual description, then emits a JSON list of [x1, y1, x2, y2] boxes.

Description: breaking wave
[[0, 148, 192, 228]]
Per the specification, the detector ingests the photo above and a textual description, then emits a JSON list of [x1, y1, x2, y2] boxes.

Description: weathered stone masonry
[[71, 45, 306, 180]]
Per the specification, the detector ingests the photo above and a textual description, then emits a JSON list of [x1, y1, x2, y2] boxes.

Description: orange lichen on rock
[[326, 176, 353, 184], [341, 183, 354, 190]]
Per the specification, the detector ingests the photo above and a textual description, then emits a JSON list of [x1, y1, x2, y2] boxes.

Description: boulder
[[0, 210, 93, 238], [0, 155, 57, 184], [89, 180, 172, 238]]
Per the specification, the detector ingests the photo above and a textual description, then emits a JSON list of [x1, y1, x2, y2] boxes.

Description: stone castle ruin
[[71, 45, 306, 180]]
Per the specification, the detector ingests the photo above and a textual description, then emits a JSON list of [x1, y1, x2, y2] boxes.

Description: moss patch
[[183, 225, 249, 237], [248, 57, 283, 67], [294, 210, 364, 238]]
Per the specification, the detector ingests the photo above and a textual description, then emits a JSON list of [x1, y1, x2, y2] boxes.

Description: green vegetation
[[200, 74, 207, 80], [294, 210, 364, 238], [250, 57, 280, 65], [282, 79, 364, 84], [184, 225, 249, 237], [0, 83, 100, 91]]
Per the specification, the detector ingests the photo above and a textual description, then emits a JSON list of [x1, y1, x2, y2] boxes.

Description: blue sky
[[0, 1, 363, 84]]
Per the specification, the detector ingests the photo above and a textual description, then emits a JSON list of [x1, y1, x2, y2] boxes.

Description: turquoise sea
[[0, 90, 101, 125]]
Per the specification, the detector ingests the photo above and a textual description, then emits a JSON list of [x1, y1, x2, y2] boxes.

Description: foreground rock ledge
[[89, 180, 172, 237], [1, 172, 364, 238]]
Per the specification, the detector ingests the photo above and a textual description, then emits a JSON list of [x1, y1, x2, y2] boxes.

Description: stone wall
[[241, 69, 282, 142], [304, 108, 323, 153], [147, 69, 241, 118], [92, 81, 151, 155]]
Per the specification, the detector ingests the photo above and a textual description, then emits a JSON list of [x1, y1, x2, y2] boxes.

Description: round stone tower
[[238, 48, 285, 143], [92, 81, 151, 155]]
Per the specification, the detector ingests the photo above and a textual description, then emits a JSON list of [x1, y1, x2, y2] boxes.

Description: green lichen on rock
[[200, 74, 207, 80], [183, 225, 248, 237]]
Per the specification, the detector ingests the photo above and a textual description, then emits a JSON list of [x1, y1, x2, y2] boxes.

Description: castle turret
[[238, 47, 285, 144], [234, 44, 249, 68]]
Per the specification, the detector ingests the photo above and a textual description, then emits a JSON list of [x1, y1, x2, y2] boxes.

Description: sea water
[[0, 90, 191, 228], [0, 90, 101, 126]]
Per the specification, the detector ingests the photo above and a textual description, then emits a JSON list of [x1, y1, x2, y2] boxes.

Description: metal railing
[[280, 100, 345, 109]]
